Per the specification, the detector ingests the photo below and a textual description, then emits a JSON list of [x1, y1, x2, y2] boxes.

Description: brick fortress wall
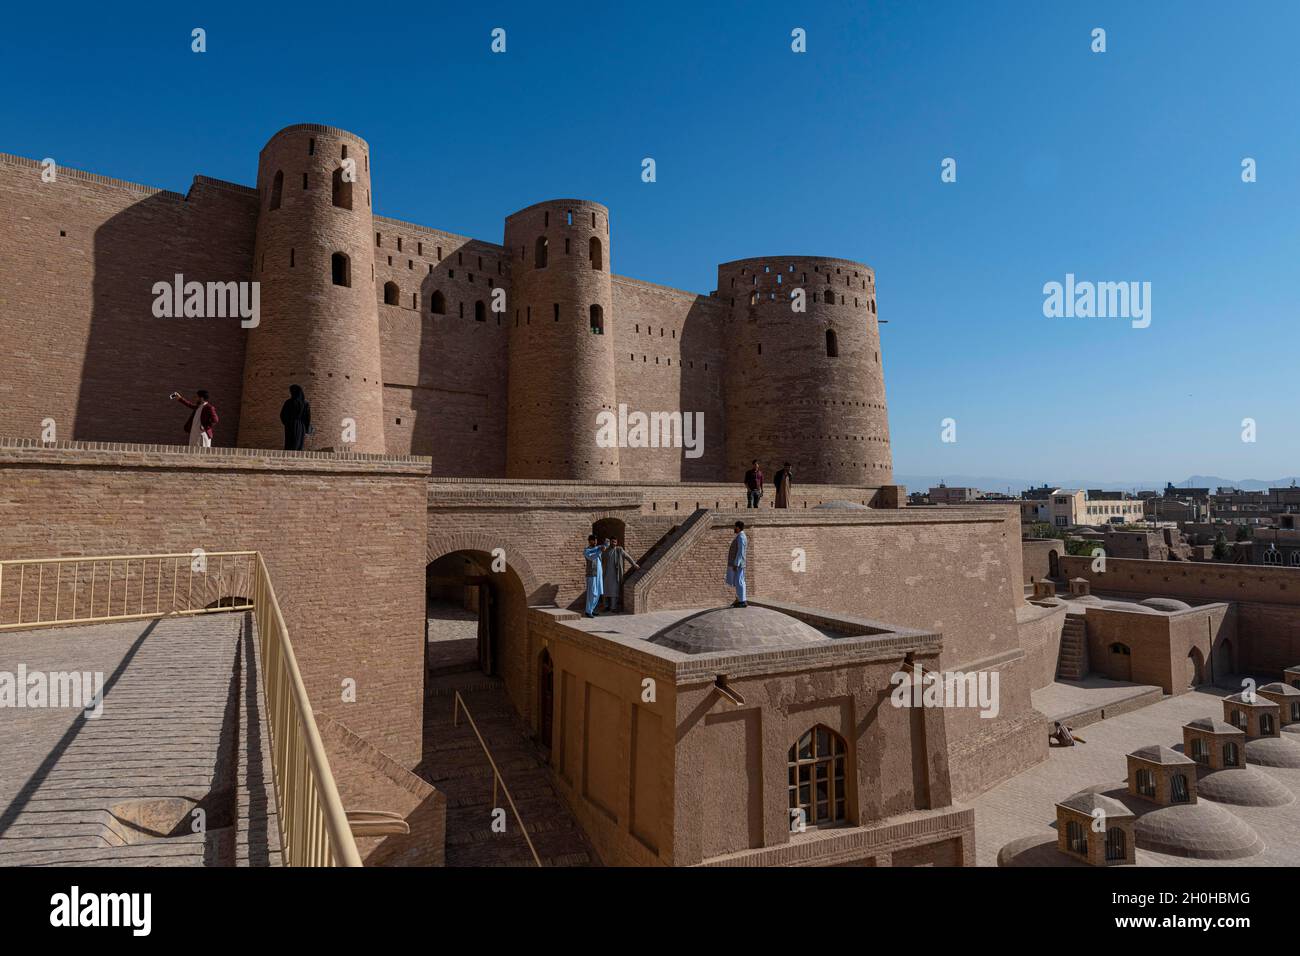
[[0, 126, 893, 486]]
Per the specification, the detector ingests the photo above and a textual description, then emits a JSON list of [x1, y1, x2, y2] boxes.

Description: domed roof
[[1140, 597, 1192, 612], [1243, 736, 1300, 768], [1135, 802, 1264, 860], [1197, 767, 1295, 808], [648, 606, 829, 655], [813, 500, 869, 510], [1104, 601, 1157, 613]]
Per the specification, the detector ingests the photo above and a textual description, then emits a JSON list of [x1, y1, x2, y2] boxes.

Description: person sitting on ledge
[[1050, 720, 1086, 747]]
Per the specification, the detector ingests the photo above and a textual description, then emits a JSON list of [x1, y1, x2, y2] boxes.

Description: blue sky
[[3, 1, 1297, 484]]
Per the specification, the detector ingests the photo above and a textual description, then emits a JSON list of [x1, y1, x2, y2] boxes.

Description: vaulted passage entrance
[[425, 549, 526, 679]]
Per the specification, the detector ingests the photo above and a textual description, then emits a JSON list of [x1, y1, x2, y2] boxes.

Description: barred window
[[1105, 827, 1126, 862], [787, 725, 847, 826], [1067, 819, 1087, 855], [1136, 768, 1156, 798], [1170, 773, 1190, 804]]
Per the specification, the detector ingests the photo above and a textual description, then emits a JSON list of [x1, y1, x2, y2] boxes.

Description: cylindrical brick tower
[[238, 124, 386, 453], [503, 199, 619, 479], [718, 256, 891, 486]]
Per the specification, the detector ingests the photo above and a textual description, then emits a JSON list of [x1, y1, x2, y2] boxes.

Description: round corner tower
[[718, 256, 891, 486], [502, 199, 619, 480], [238, 123, 386, 453]]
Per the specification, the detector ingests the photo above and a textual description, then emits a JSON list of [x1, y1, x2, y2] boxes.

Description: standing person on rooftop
[[171, 389, 218, 448], [744, 460, 764, 509], [774, 462, 793, 509], [583, 534, 607, 618], [279, 384, 312, 451]]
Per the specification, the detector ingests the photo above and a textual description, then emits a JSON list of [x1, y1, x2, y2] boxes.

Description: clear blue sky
[[3, 1, 1297, 484]]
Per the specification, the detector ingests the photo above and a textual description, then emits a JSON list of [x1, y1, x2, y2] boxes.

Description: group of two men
[[744, 460, 793, 508], [581, 536, 640, 618], [582, 521, 750, 617]]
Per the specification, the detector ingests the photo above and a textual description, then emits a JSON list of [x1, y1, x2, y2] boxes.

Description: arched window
[[825, 329, 838, 358], [1223, 742, 1240, 767], [1189, 738, 1209, 764], [1105, 827, 1126, 862], [430, 290, 446, 315], [590, 304, 604, 335], [750, 291, 759, 306], [269, 170, 284, 211], [534, 235, 548, 269], [332, 167, 352, 210], [1289, 551, 1300, 566], [1135, 768, 1156, 797], [1066, 819, 1087, 856], [787, 725, 847, 827], [1170, 773, 1190, 803], [1264, 547, 1281, 565], [384, 282, 400, 306], [1260, 713, 1275, 736], [330, 252, 350, 287], [590, 236, 603, 271], [1231, 708, 1247, 729], [474, 300, 486, 322], [823, 288, 835, 305], [1110, 642, 1131, 655], [1292, 701, 1300, 721]]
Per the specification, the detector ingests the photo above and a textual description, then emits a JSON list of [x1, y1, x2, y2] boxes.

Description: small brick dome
[[1140, 597, 1192, 612], [1197, 767, 1295, 807], [649, 606, 828, 655]]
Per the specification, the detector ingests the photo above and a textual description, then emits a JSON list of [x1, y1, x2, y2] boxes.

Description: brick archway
[[425, 532, 542, 598]]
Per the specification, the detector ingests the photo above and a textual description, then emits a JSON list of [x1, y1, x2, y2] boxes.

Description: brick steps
[[1056, 614, 1090, 680], [418, 676, 597, 867]]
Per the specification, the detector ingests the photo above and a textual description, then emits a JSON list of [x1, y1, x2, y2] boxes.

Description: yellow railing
[[0, 551, 256, 631], [453, 691, 542, 867], [0, 550, 362, 867], [250, 552, 362, 867]]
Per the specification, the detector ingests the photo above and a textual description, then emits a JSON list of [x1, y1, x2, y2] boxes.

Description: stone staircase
[[1056, 613, 1090, 680], [416, 672, 598, 867]]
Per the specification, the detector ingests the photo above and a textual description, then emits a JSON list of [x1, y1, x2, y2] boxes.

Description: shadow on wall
[[76, 184, 255, 444], [394, 251, 508, 474], [676, 296, 727, 482]]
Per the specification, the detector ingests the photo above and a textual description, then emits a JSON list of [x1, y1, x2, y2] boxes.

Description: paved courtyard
[[0, 614, 269, 865], [971, 684, 1300, 866]]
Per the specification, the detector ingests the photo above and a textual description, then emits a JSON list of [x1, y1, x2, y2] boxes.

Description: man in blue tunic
[[725, 520, 748, 607], [583, 534, 606, 618]]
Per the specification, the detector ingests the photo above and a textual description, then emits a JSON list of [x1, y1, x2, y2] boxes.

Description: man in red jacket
[[171, 389, 219, 447]]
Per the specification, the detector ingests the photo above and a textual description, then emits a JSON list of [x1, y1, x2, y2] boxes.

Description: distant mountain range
[[895, 474, 1300, 495]]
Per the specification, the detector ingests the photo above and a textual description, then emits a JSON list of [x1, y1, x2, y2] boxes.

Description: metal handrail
[[452, 690, 543, 867], [0, 551, 256, 631], [252, 552, 362, 866], [0, 549, 362, 867]]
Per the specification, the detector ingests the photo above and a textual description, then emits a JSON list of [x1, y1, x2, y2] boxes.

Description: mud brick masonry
[[0, 122, 1188, 867], [0, 123, 889, 483]]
